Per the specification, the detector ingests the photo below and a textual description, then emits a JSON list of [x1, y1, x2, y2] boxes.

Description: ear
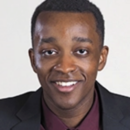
[[28, 48, 37, 73], [98, 46, 109, 71]]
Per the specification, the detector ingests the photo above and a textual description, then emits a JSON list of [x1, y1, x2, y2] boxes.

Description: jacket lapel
[[11, 114, 41, 130], [96, 82, 129, 130], [102, 114, 129, 130], [11, 88, 42, 130]]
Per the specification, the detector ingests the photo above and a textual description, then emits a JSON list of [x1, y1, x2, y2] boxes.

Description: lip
[[51, 81, 81, 93]]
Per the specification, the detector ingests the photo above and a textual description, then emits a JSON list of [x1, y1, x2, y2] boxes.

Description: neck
[[61, 94, 94, 128], [59, 98, 94, 128], [44, 90, 95, 128]]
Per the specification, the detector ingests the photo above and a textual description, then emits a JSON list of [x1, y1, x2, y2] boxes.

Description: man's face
[[29, 12, 108, 110]]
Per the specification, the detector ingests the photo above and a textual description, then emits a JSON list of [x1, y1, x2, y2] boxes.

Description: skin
[[29, 12, 108, 128]]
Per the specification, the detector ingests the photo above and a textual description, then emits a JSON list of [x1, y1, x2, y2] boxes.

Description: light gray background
[[0, 0, 130, 99]]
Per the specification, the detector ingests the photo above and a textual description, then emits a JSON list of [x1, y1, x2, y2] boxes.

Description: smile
[[53, 81, 79, 92], [55, 81, 78, 87]]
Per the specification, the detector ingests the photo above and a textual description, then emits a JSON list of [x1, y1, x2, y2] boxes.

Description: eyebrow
[[72, 37, 93, 44], [39, 36, 92, 45], [39, 37, 56, 45]]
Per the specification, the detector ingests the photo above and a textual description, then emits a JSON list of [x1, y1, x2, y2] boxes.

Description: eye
[[42, 49, 57, 56], [76, 49, 88, 55]]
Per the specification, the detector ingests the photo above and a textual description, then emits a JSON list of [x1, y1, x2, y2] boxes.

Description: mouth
[[52, 81, 80, 93]]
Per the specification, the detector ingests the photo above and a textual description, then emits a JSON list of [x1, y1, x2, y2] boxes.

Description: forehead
[[33, 11, 100, 47], [38, 11, 96, 22], [34, 11, 97, 33]]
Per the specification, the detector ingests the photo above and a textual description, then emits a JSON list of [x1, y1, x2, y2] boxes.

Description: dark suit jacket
[[0, 82, 130, 130]]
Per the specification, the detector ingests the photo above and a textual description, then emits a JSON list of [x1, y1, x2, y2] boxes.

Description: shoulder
[[96, 81, 130, 129], [96, 81, 130, 116], [0, 88, 42, 129], [0, 91, 34, 116], [111, 92, 130, 112]]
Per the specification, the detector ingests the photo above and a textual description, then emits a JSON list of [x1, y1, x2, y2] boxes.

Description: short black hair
[[31, 0, 105, 45]]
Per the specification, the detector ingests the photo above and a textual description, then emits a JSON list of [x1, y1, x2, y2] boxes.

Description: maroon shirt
[[41, 90, 100, 130]]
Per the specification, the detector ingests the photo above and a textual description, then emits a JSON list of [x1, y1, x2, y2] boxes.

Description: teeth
[[56, 81, 77, 87]]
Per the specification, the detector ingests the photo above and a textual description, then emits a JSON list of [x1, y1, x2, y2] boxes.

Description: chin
[[55, 99, 79, 110]]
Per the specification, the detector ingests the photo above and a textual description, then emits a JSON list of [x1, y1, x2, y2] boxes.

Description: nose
[[54, 54, 77, 74]]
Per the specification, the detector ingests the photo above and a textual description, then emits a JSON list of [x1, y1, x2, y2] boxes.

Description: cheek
[[35, 53, 50, 70], [35, 54, 45, 69], [35, 56, 56, 81], [80, 58, 99, 79]]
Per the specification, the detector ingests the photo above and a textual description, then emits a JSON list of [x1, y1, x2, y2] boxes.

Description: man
[[0, 0, 130, 130]]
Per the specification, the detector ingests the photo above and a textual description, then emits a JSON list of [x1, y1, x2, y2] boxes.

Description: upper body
[[0, 82, 130, 130], [0, 0, 129, 129]]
